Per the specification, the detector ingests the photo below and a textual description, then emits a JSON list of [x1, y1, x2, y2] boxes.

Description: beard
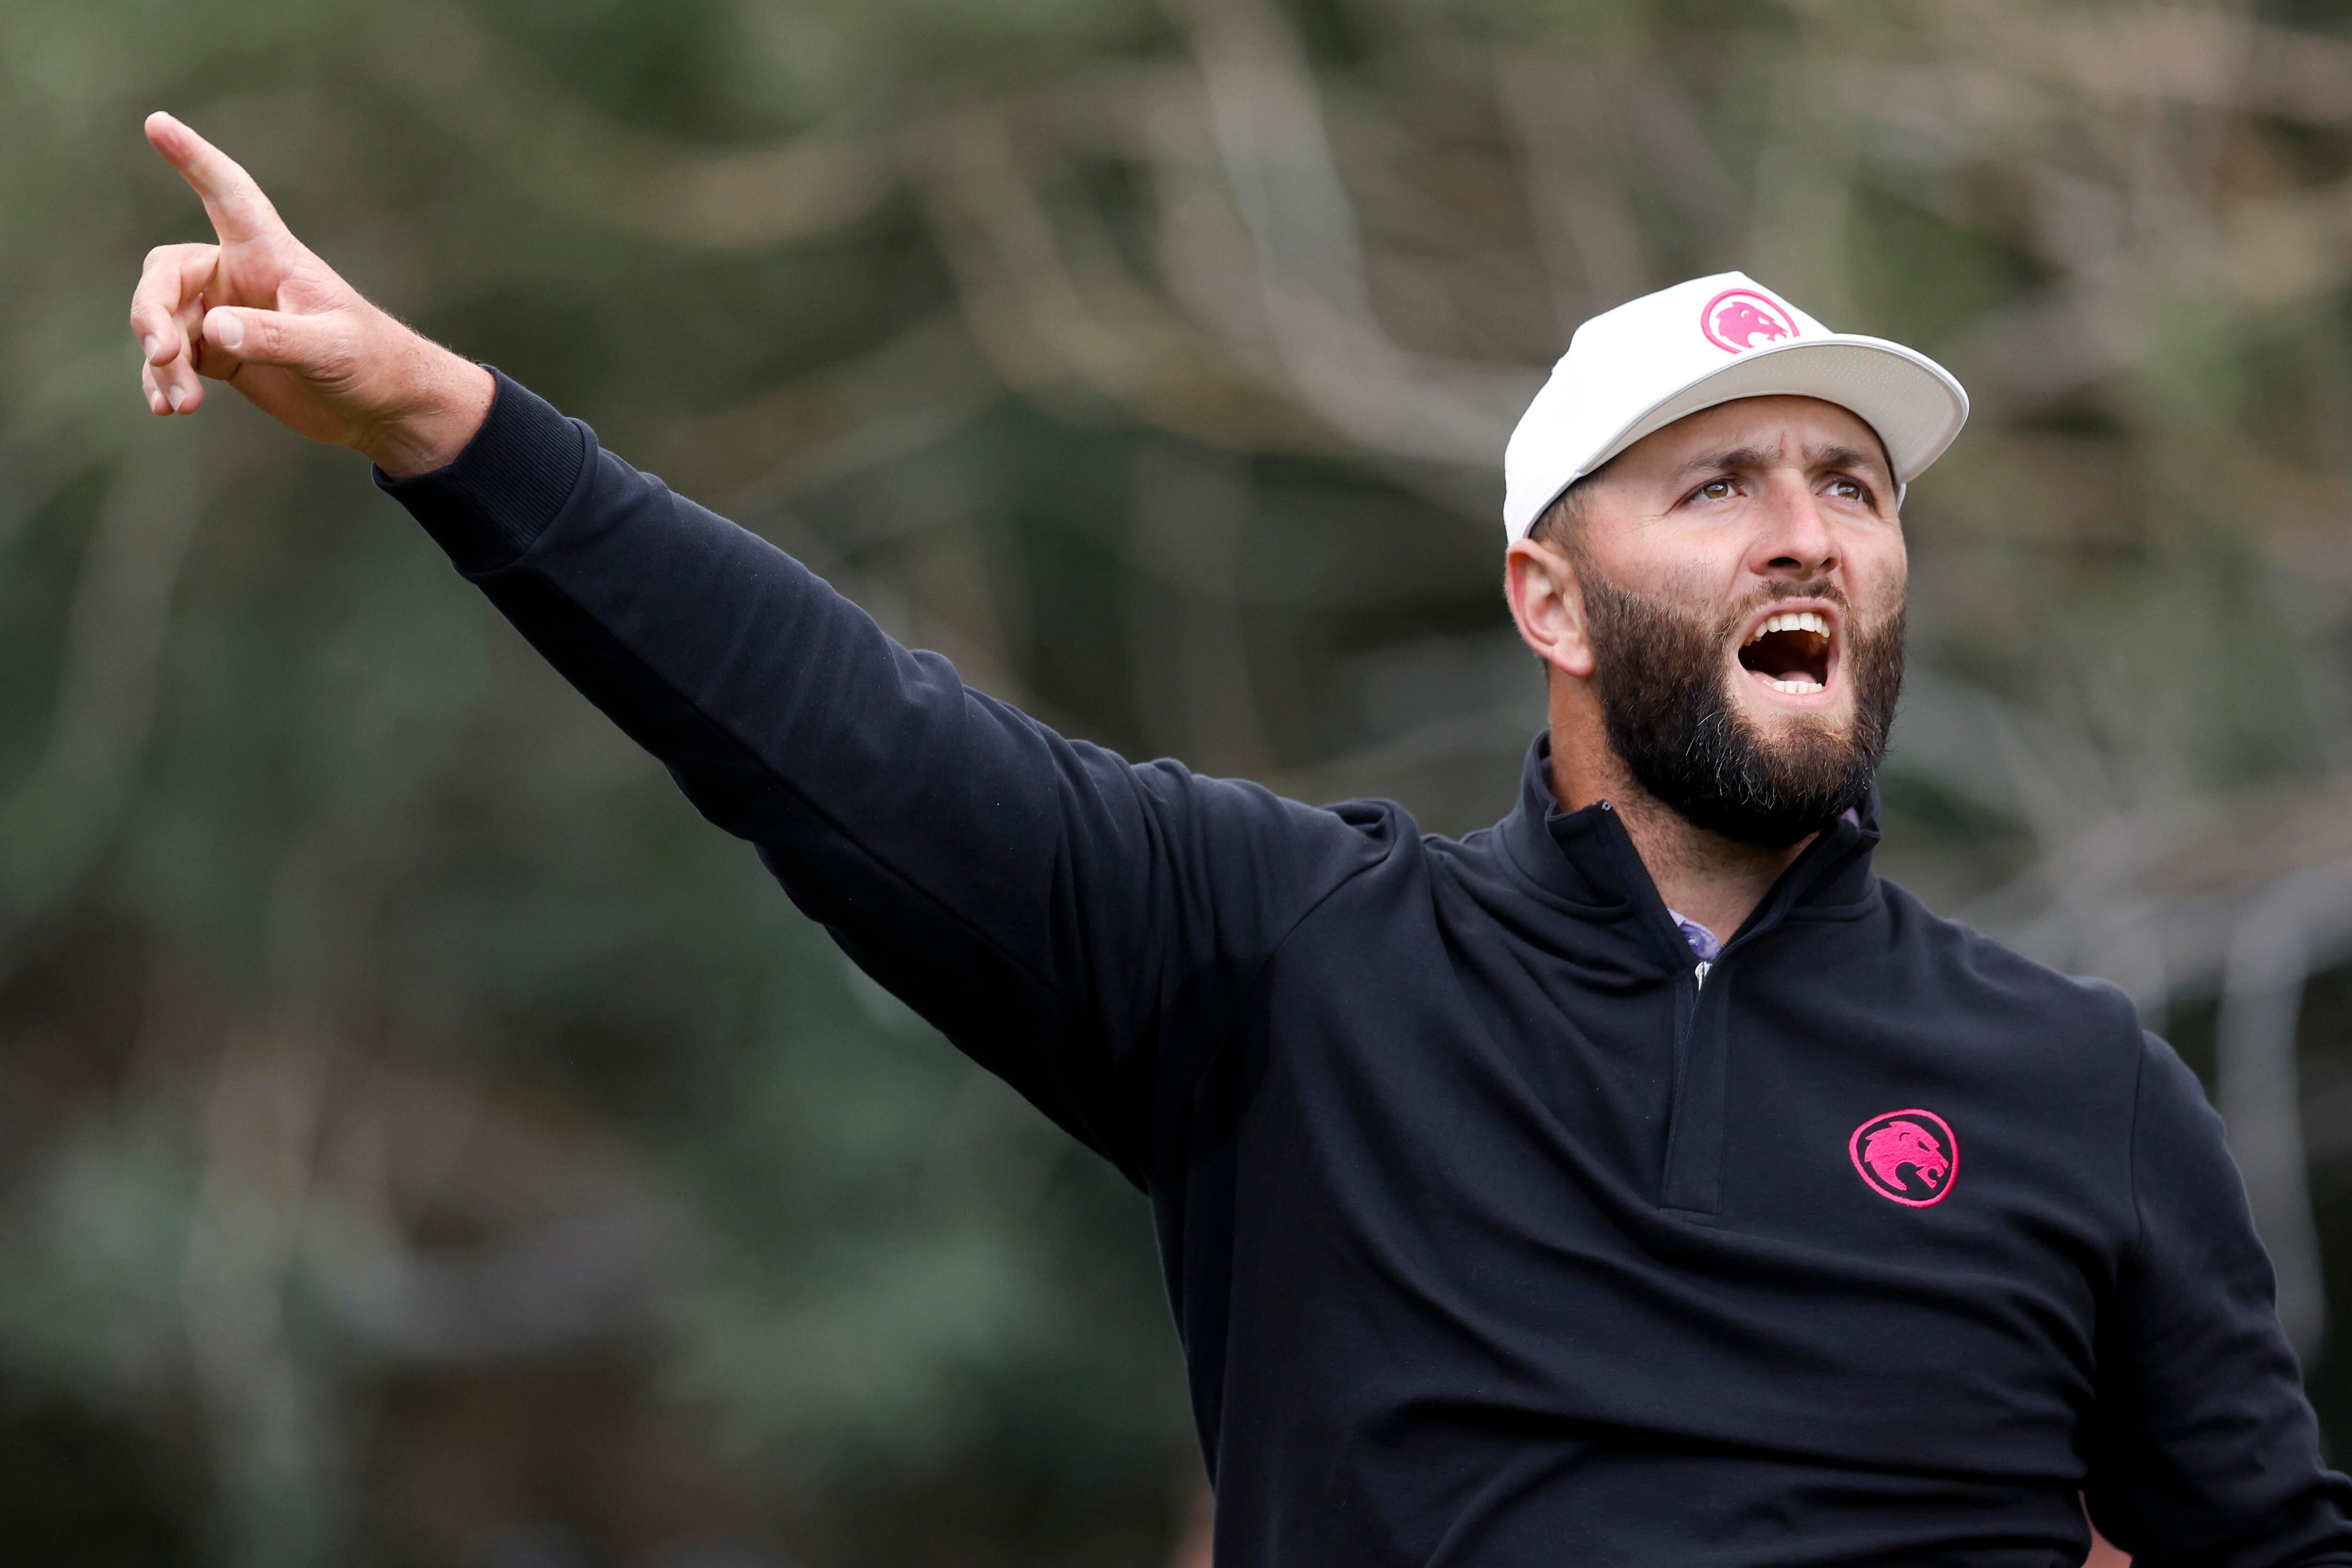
[[1576, 568, 1905, 847]]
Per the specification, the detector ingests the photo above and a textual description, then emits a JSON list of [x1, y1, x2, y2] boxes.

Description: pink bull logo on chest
[[1700, 288, 1798, 353], [1848, 1109, 1959, 1207]]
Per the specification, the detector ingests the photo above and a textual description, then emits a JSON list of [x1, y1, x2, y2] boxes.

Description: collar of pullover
[[1496, 733, 1883, 957]]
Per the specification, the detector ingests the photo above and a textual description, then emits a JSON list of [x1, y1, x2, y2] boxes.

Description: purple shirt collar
[[1667, 910, 1722, 964]]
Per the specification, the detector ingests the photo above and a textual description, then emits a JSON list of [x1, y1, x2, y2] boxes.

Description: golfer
[[131, 112, 2352, 1567]]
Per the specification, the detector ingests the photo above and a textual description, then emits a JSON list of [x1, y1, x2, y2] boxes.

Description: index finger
[[144, 111, 286, 245]]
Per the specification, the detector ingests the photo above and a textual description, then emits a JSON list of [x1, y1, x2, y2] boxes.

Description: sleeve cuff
[[375, 368, 591, 576]]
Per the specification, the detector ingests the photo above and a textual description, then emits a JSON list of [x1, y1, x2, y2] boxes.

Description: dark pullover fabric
[[384, 373, 2352, 1568]]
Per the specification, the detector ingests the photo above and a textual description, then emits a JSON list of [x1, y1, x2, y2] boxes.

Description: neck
[[1546, 692, 1811, 948]]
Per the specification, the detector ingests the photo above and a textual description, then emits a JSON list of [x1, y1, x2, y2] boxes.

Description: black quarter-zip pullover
[[385, 373, 2352, 1568]]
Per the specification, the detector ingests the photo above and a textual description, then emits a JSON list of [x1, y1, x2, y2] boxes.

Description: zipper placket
[[1589, 797, 1768, 1216], [1661, 947, 1730, 1217], [1669, 957, 1712, 1104]]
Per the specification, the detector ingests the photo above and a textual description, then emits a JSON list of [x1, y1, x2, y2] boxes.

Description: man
[[130, 111, 2352, 1567]]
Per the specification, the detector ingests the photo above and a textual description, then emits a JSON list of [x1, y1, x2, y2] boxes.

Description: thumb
[[199, 305, 351, 380]]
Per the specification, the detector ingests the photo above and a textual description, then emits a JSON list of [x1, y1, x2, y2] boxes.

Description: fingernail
[[214, 313, 244, 352], [148, 389, 166, 414], [141, 335, 159, 361], [166, 386, 185, 412]]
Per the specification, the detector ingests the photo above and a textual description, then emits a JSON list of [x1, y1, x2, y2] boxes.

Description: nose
[[1745, 471, 1839, 581]]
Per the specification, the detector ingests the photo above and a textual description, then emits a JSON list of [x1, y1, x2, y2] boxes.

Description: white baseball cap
[[1502, 272, 1969, 542]]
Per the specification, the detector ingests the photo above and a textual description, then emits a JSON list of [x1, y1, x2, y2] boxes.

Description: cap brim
[[1581, 334, 1969, 489]]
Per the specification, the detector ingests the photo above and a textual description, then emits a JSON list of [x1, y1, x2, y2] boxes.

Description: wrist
[[356, 337, 495, 480]]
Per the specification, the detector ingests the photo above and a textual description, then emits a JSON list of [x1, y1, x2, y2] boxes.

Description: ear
[[1504, 537, 1597, 680]]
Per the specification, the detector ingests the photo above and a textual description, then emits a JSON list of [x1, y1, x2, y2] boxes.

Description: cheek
[[1599, 536, 1747, 609], [1849, 537, 1907, 615]]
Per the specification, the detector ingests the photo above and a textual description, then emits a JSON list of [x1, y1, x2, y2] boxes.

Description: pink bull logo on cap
[[1848, 1109, 1958, 1207], [1700, 288, 1798, 354]]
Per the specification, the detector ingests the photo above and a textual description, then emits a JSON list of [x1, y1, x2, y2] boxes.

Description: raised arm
[[129, 116, 1392, 1185]]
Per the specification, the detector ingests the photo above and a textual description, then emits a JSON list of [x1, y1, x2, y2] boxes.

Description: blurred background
[[0, 0, 2347, 1561]]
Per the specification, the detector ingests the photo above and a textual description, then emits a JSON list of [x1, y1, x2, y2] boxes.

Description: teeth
[[1765, 677, 1825, 694], [1744, 610, 1831, 645]]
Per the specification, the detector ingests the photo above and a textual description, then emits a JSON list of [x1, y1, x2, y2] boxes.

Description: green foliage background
[[3, 0, 2351, 1563]]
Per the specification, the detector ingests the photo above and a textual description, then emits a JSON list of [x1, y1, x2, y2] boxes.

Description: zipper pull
[[1693, 960, 1712, 992]]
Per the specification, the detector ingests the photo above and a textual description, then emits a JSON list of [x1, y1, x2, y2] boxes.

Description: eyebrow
[[1806, 443, 1887, 477], [1672, 442, 1892, 480]]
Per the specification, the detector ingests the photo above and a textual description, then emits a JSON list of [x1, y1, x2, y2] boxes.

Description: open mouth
[[1738, 609, 1834, 696]]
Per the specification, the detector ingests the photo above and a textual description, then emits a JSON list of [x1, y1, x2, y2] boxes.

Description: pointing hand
[[130, 113, 493, 478]]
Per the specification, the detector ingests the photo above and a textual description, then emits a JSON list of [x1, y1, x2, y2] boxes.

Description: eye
[[1826, 475, 1873, 504], [1693, 478, 1736, 503]]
